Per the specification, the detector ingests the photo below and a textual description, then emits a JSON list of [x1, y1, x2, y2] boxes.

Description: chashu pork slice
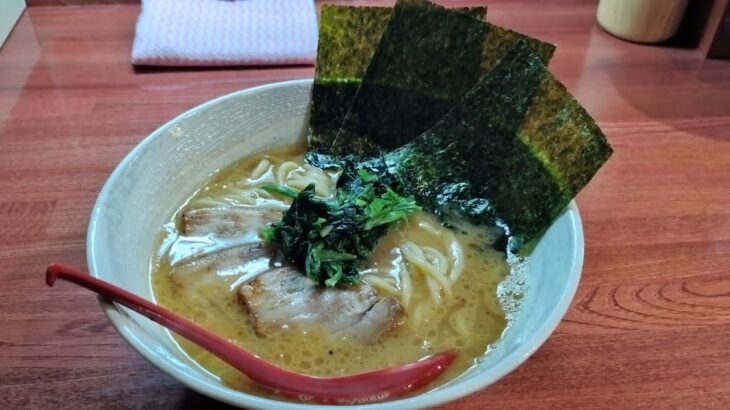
[[182, 207, 282, 237], [170, 206, 282, 288], [170, 242, 272, 287], [238, 267, 403, 343]]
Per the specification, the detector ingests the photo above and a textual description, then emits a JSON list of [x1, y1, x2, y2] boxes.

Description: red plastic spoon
[[45, 263, 455, 404]]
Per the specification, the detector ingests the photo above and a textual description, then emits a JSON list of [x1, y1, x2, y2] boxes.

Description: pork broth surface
[[150, 144, 512, 399]]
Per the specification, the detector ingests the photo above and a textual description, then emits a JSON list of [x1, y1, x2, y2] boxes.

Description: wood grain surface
[[1, 1, 729, 409]]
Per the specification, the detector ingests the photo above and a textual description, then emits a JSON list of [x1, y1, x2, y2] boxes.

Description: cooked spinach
[[260, 175, 420, 287]]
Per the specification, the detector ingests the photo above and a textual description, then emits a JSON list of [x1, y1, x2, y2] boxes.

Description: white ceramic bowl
[[87, 79, 583, 409]]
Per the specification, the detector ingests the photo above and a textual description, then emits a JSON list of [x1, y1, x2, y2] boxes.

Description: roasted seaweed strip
[[309, 6, 392, 152], [309, 3, 487, 153], [326, 0, 554, 158], [377, 41, 610, 251], [383, 41, 550, 250], [308, 1, 611, 254]]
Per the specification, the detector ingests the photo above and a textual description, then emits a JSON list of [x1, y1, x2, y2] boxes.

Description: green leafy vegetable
[[363, 187, 420, 230], [260, 183, 300, 199], [357, 168, 377, 183], [260, 176, 420, 287]]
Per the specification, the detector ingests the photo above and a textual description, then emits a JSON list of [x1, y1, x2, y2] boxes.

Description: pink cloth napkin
[[131, 0, 318, 66]]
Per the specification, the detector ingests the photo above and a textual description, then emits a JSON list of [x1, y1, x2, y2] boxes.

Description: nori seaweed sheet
[[516, 77, 612, 198], [308, 4, 487, 153], [308, 6, 391, 151], [307, 1, 611, 253], [327, 0, 485, 156], [326, 0, 555, 157], [379, 41, 610, 252], [383, 40, 561, 251], [480, 22, 555, 73]]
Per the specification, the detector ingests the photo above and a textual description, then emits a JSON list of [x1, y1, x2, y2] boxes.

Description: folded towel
[[131, 0, 318, 66]]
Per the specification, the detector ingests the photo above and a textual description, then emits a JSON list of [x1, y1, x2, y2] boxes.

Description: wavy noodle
[[252, 187, 273, 199], [226, 187, 259, 205], [418, 220, 464, 282], [275, 161, 300, 185], [274, 161, 335, 197], [358, 215, 467, 327], [422, 246, 447, 276], [425, 275, 442, 305], [249, 159, 271, 181], [400, 241, 451, 296], [285, 178, 312, 192], [399, 258, 413, 309], [416, 220, 441, 236], [363, 274, 399, 296], [154, 146, 512, 392], [189, 157, 336, 209], [448, 240, 465, 283]]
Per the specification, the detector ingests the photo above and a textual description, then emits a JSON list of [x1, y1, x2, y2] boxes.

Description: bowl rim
[[87, 78, 584, 410]]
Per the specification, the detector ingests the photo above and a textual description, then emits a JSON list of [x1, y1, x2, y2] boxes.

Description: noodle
[[189, 197, 228, 208], [417, 220, 441, 236], [275, 161, 300, 185], [286, 177, 313, 191], [363, 274, 399, 295], [448, 239, 465, 283], [399, 258, 413, 309], [425, 275, 442, 305], [411, 303, 425, 328], [249, 159, 271, 181], [422, 246, 447, 276], [357, 216, 467, 325], [183, 153, 472, 334], [188, 162, 462, 333], [418, 220, 465, 283], [368, 216, 470, 325], [226, 187, 257, 205], [189, 157, 337, 209], [273, 161, 335, 197], [400, 241, 451, 296]]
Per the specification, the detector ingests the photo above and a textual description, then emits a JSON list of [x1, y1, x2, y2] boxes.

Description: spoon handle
[[46, 263, 454, 404]]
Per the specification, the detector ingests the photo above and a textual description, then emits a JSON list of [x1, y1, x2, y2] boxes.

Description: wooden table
[[1, 1, 729, 408]]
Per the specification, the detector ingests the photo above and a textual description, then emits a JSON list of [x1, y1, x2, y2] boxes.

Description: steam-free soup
[[150, 144, 512, 400]]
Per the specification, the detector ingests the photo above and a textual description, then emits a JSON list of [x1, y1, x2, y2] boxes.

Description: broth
[[150, 144, 511, 400]]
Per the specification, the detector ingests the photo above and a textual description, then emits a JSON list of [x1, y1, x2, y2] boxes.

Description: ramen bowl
[[87, 79, 583, 409]]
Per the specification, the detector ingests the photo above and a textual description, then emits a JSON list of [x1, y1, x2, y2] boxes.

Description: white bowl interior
[[88, 79, 583, 410]]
